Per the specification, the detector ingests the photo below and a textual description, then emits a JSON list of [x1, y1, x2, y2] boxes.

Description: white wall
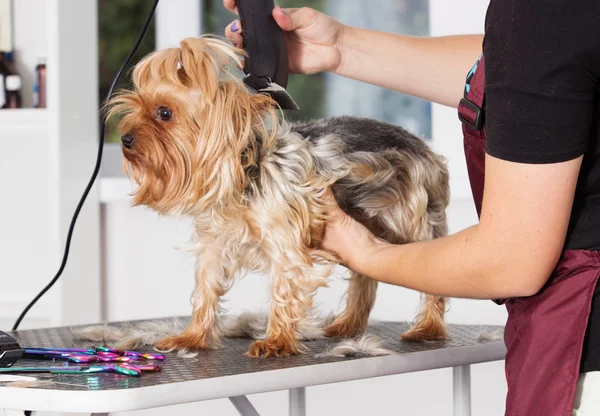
[[0, 1, 52, 330], [155, 0, 203, 50], [1, 0, 101, 330], [97, 1, 507, 415], [0, 111, 55, 330]]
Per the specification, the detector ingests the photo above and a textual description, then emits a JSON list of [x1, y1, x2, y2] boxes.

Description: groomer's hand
[[223, 2, 345, 74], [319, 189, 388, 274]]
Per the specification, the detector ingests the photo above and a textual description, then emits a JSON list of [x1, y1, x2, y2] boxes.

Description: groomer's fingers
[[322, 188, 346, 222], [223, 0, 238, 14], [225, 19, 243, 48], [272, 7, 311, 32]]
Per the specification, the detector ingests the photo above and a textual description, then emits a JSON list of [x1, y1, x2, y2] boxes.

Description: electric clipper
[[236, 0, 299, 110], [0, 331, 23, 368]]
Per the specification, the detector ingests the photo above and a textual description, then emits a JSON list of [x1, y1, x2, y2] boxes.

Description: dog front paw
[[246, 339, 301, 358], [155, 333, 213, 351]]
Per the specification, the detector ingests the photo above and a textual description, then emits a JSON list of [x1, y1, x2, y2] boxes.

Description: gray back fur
[[291, 116, 430, 156]]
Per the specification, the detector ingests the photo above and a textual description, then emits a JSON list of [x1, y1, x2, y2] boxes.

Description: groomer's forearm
[[354, 225, 533, 300], [336, 27, 483, 108]]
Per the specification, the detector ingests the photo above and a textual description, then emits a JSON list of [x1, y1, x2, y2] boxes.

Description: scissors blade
[[0, 366, 83, 373]]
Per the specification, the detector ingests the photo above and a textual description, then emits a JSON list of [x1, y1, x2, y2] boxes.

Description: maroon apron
[[458, 54, 600, 415]]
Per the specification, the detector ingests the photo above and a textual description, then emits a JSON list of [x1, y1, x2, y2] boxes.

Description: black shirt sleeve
[[483, 0, 598, 164]]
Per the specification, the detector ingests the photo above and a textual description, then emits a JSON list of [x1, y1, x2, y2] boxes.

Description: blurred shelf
[[0, 108, 48, 128]]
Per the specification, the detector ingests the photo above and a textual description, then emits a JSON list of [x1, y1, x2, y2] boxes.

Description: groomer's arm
[[323, 0, 593, 300], [224, 3, 482, 108], [324, 155, 581, 300], [336, 29, 482, 108]]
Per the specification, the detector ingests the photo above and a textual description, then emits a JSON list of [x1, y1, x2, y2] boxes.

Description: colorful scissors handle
[[24, 349, 142, 364], [0, 365, 140, 376], [27, 347, 165, 361], [96, 346, 165, 361]]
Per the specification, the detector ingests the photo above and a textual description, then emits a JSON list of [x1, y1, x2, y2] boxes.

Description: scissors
[[23, 349, 138, 364], [95, 346, 165, 361], [23, 347, 165, 364], [0, 363, 161, 377]]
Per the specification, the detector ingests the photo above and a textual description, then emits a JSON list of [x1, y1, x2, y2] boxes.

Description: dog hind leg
[[331, 149, 450, 341], [399, 206, 450, 341], [324, 271, 378, 338]]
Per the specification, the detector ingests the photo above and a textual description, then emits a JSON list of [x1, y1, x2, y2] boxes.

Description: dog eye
[[157, 107, 172, 121]]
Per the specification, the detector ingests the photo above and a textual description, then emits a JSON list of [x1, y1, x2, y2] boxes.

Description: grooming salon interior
[[4, 0, 592, 415]]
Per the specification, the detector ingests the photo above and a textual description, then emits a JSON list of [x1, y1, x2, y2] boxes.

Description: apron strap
[[458, 54, 485, 132]]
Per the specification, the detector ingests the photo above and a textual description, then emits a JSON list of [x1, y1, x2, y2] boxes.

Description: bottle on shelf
[[0, 52, 9, 109], [1, 9, 21, 109], [33, 57, 46, 108], [0, 52, 21, 109], [3, 74, 21, 108]]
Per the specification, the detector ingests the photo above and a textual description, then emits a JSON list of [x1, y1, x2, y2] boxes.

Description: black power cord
[[12, 0, 161, 331]]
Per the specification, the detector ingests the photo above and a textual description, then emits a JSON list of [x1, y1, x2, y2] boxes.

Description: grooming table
[[0, 319, 506, 416]]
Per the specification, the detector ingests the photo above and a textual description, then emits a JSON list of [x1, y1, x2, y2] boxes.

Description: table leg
[[453, 365, 471, 416], [230, 395, 261, 416], [289, 387, 306, 416]]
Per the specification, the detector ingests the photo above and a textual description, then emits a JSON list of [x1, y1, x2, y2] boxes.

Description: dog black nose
[[121, 134, 134, 149]]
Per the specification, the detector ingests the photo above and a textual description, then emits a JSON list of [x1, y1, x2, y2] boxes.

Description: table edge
[[0, 341, 506, 413]]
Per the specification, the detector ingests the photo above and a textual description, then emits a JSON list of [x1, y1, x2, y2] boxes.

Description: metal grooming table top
[[0, 318, 506, 415]]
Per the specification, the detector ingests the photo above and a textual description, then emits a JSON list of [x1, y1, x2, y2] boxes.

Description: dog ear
[[131, 47, 182, 90], [130, 36, 244, 94], [177, 37, 246, 99]]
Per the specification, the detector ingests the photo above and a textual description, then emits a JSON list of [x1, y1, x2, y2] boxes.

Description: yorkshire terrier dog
[[108, 36, 450, 358]]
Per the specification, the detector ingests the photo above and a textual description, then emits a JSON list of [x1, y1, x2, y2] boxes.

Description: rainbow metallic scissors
[[95, 346, 165, 361], [23, 347, 164, 364], [0, 364, 141, 376], [23, 349, 138, 364], [25, 347, 165, 361]]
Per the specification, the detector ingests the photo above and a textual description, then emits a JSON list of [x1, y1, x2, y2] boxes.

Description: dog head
[[107, 37, 278, 215]]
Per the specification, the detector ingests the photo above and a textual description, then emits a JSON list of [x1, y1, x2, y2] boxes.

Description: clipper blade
[[243, 75, 300, 111], [262, 88, 300, 111]]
